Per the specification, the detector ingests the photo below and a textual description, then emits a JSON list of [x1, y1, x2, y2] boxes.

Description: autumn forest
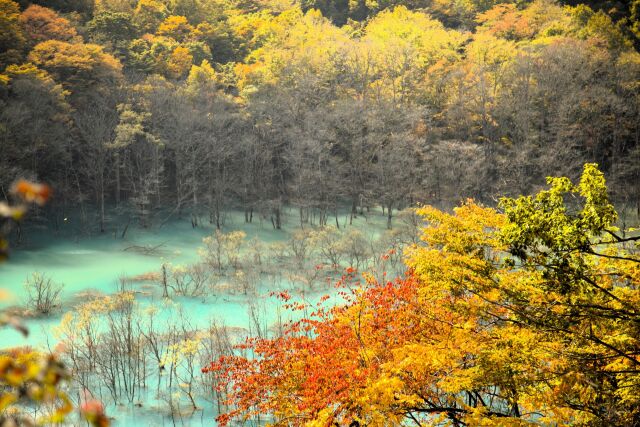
[[0, 0, 639, 425]]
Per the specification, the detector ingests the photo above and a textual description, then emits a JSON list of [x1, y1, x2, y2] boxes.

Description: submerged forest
[[0, 0, 639, 425]]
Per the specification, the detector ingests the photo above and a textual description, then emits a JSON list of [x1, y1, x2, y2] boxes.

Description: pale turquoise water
[[0, 208, 397, 426]]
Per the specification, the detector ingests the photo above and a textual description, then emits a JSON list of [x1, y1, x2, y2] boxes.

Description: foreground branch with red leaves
[[204, 271, 429, 426]]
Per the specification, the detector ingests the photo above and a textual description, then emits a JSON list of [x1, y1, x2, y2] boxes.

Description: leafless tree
[[23, 272, 64, 315]]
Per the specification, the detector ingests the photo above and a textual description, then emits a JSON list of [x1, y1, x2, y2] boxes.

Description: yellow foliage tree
[[0, 0, 25, 67], [28, 40, 123, 90], [157, 15, 194, 42], [133, 0, 168, 33], [186, 59, 217, 93], [166, 45, 193, 79], [361, 6, 465, 105]]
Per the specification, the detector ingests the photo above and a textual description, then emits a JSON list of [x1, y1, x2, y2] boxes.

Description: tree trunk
[[161, 264, 168, 298], [350, 201, 355, 226], [115, 151, 121, 206], [99, 170, 105, 233], [299, 207, 304, 229], [215, 198, 221, 230]]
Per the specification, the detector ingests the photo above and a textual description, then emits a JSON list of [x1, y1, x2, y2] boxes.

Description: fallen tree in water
[[123, 242, 167, 256]]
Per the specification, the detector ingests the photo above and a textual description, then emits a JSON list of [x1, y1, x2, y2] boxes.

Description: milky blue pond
[[0, 208, 399, 426]]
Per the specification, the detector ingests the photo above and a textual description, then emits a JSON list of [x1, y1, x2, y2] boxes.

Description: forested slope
[[1, 0, 640, 233]]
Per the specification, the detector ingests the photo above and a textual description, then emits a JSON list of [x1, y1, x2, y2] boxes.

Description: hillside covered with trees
[[1, 0, 640, 233]]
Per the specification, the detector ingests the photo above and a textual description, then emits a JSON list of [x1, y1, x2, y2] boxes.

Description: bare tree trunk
[[115, 151, 121, 206], [121, 217, 131, 239], [162, 264, 168, 298], [100, 169, 105, 233], [350, 198, 357, 225], [275, 206, 281, 230]]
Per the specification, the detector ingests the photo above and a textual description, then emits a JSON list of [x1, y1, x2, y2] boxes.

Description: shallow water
[[0, 208, 394, 426]]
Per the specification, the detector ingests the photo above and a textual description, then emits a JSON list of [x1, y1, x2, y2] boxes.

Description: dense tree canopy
[[0, 0, 638, 233], [0, 0, 25, 67], [19, 4, 79, 46]]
